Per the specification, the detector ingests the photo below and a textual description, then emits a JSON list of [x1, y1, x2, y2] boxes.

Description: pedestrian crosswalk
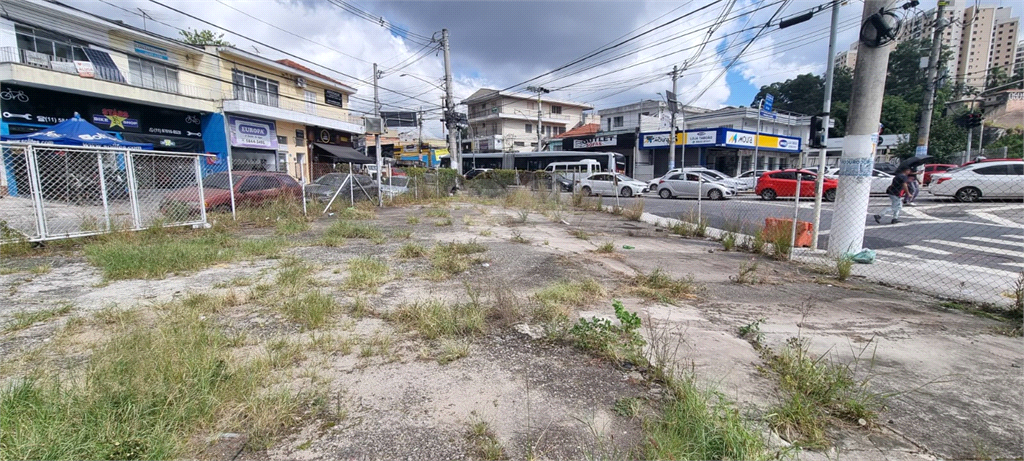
[[874, 233, 1024, 272]]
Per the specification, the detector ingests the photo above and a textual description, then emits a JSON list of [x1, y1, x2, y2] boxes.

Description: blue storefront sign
[[639, 128, 801, 152]]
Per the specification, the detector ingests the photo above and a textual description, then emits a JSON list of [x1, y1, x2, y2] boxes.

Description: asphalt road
[[601, 192, 1024, 274]]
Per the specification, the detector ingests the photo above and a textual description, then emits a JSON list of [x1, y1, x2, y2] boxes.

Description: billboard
[[381, 111, 418, 127]]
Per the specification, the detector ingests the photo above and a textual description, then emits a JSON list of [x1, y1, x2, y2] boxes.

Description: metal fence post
[[124, 150, 143, 229], [97, 152, 111, 231], [194, 156, 207, 226], [25, 145, 48, 239]]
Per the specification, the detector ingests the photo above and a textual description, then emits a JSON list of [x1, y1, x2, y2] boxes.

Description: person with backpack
[[874, 166, 911, 224]]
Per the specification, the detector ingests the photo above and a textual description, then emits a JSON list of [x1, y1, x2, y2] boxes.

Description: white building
[[460, 88, 591, 152], [956, 5, 1019, 90]]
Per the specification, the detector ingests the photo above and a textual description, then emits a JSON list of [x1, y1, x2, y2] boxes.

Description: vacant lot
[[2, 192, 1021, 460]]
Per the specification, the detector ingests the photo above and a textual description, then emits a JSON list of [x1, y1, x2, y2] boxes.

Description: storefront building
[[639, 128, 803, 177]]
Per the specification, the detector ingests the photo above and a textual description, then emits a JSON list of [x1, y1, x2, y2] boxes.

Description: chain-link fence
[[1, 142, 209, 243], [621, 157, 1023, 310]]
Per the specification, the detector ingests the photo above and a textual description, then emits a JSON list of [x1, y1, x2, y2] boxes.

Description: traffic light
[[966, 111, 984, 128], [809, 115, 826, 148]]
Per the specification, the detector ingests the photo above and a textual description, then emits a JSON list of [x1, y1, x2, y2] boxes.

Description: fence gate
[[1, 142, 209, 243]]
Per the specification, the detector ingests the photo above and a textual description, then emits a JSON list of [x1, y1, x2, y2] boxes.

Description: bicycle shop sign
[[228, 115, 278, 149]]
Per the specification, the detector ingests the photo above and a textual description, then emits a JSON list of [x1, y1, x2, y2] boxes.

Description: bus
[[460, 151, 625, 173]]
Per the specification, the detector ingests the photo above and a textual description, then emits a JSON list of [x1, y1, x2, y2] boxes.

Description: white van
[[544, 159, 602, 183]]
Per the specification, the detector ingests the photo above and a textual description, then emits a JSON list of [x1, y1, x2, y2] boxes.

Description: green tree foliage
[[987, 128, 1023, 158], [750, 73, 825, 115], [179, 28, 232, 46]]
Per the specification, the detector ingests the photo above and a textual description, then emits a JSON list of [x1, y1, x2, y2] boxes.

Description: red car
[[755, 169, 838, 202], [161, 171, 302, 214], [920, 164, 958, 186]]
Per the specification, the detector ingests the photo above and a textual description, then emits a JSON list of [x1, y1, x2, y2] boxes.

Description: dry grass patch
[[3, 302, 74, 332], [390, 299, 486, 339], [533, 278, 606, 322], [630, 269, 701, 303], [344, 256, 390, 292]]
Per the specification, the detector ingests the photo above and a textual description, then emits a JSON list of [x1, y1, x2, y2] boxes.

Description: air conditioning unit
[[295, 76, 306, 88], [364, 116, 383, 135]]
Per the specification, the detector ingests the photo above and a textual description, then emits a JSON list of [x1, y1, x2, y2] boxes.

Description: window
[[514, 141, 525, 147], [232, 69, 279, 107], [295, 129, 305, 146], [525, 123, 532, 133], [975, 165, 1009, 175], [14, 25, 88, 62], [304, 90, 317, 115], [527, 101, 536, 110], [1011, 164, 1022, 175], [277, 135, 287, 145], [550, 105, 562, 114], [771, 171, 796, 180], [127, 56, 178, 92], [613, 116, 624, 127]]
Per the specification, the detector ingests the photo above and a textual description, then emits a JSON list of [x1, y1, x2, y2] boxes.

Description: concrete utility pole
[[828, 0, 895, 257], [811, 0, 842, 249], [441, 29, 459, 174], [373, 62, 383, 206], [527, 86, 550, 151], [418, 106, 423, 159], [914, 1, 947, 158], [668, 66, 679, 170]]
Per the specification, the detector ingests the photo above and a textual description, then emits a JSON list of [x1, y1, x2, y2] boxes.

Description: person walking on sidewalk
[[875, 166, 910, 224], [903, 170, 920, 206]]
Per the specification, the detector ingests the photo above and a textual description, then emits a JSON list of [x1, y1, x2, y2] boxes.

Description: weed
[[406, 216, 420, 225], [29, 264, 52, 275], [738, 318, 766, 347], [1012, 272, 1024, 320], [762, 337, 884, 448], [644, 377, 770, 460], [425, 208, 451, 218], [770, 233, 792, 261], [347, 297, 371, 318], [281, 291, 337, 330], [533, 278, 606, 322], [435, 217, 453, 227], [836, 254, 854, 281], [397, 242, 428, 259], [721, 232, 737, 251], [338, 207, 375, 220], [391, 229, 413, 239], [630, 269, 701, 303], [436, 338, 471, 365], [467, 420, 506, 460], [4, 302, 73, 332], [595, 241, 615, 254], [569, 300, 646, 363], [429, 241, 488, 280], [621, 199, 645, 221], [390, 299, 486, 339], [479, 229, 493, 237], [730, 261, 759, 285], [275, 218, 310, 236], [463, 216, 475, 226], [510, 230, 530, 244], [322, 220, 383, 245], [613, 397, 644, 418], [371, 234, 388, 245], [571, 229, 590, 240], [345, 256, 390, 292]]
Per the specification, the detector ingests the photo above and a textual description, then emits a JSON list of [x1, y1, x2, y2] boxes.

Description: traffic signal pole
[[811, 0, 841, 249]]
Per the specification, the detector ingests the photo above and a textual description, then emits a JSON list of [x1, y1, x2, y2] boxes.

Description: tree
[[179, 28, 232, 46], [986, 67, 1010, 90], [750, 73, 825, 115], [986, 128, 1023, 158]]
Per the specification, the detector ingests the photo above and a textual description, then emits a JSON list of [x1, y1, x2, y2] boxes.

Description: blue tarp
[[0, 113, 152, 149]]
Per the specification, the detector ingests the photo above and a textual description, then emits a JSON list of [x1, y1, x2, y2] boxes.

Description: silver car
[[655, 172, 734, 200], [928, 161, 1024, 202]]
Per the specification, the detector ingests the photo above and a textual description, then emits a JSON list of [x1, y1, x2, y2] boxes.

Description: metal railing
[[1, 142, 210, 243]]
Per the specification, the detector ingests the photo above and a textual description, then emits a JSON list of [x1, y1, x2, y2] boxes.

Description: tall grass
[[0, 305, 324, 460], [390, 299, 486, 339], [533, 278, 606, 321]]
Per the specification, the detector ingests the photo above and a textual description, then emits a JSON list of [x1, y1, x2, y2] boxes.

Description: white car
[[578, 172, 648, 197], [650, 167, 747, 191], [928, 160, 1024, 202], [655, 172, 734, 200], [869, 169, 893, 195], [735, 169, 769, 189]]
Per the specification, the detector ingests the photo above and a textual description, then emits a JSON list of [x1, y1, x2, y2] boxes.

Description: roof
[[556, 123, 600, 138], [276, 59, 343, 86], [460, 88, 593, 109]]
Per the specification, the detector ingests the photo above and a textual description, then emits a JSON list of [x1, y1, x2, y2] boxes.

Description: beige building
[[956, 6, 1019, 90], [833, 42, 858, 70], [461, 88, 591, 152], [896, 0, 964, 75]]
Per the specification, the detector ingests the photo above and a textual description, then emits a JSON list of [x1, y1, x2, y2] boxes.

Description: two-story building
[[460, 88, 591, 152], [0, 0, 362, 183]]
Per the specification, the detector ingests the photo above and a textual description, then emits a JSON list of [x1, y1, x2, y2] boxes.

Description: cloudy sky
[[74, 0, 1020, 138]]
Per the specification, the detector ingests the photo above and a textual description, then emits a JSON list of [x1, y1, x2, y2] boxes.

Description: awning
[[122, 133, 205, 153], [313, 143, 375, 164]]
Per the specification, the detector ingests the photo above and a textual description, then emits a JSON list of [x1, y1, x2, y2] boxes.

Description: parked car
[[650, 167, 747, 192], [804, 165, 839, 179], [755, 169, 838, 201], [379, 176, 410, 198], [868, 169, 894, 195], [875, 162, 898, 175], [161, 171, 301, 214], [921, 164, 958, 186], [464, 168, 492, 180], [734, 169, 769, 190], [928, 160, 1024, 202], [578, 172, 648, 197], [655, 172, 734, 200]]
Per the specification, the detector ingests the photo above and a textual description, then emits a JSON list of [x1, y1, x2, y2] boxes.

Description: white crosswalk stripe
[[964, 236, 1024, 246], [923, 239, 1023, 256], [903, 245, 951, 255]]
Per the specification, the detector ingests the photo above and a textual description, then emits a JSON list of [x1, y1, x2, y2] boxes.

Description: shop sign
[[325, 89, 344, 107], [23, 50, 50, 67], [685, 130, 717, 145], [573, 135, 617, 149], [134, 41, 169, 61], [92, 108, 140, 130], [74, 61, 95, 78], [640, 133, 670, 148], [229, 116, 278, 149], [724, 131, 757, 148]]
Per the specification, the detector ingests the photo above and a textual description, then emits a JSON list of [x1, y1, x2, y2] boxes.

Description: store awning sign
[[228, 116, 278, 149], [724, 131, 757, 148], [134, 41, 169, 61], [685, 130, 717, 145], [573, 135, 617, 149]]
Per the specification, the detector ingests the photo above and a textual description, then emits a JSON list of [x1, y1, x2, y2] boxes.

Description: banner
[[573, 135, 617, 149], [228, 115, 278, 149]]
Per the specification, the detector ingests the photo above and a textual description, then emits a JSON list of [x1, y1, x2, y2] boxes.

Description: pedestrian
[[903, 170, 920, 206], [875, 166, 910, 224]]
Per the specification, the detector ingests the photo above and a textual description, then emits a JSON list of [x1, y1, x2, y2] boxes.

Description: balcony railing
[[0, 46, 78, 74], [225, 90, 365, 126]]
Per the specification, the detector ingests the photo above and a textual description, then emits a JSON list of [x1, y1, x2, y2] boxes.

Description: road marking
[[1002, 234, 1024, 241], [924, 239, 1024, 256], [874, 250, 1020, 278], [969, 211, 1022, 228], [903, 245, 952, 255], [964, 236, 1024, 246], [1001, 262, 1024, 269]]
